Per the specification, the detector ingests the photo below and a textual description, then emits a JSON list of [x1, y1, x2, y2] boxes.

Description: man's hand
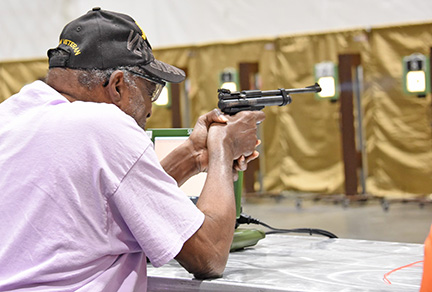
[[189, 109, 264, 175], [207, 111, 265, 163], [160, 109, 228, 185], [161, 109, 264, 186], [188, 109, 228, 173], [232, 140, 261, 180]]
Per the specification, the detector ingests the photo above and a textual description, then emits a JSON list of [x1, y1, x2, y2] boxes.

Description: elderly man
[[0, 8, 264, 291]]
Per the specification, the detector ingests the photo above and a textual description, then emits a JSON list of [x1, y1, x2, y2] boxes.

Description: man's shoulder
[[67, 100, 128, 123], [56, 100, 133, 129], [58, 101, 148, 144]]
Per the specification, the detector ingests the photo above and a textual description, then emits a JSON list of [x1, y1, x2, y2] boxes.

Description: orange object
[[421, 225, 432, 292]]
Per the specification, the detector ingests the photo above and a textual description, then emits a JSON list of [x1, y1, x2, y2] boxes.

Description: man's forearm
[[174, 111, 264, 279], [175, 143, 236, 279], [160, 140, 199, 186]]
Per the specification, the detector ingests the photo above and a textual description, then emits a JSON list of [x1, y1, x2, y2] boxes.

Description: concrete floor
[[240, 194, 432, 244]]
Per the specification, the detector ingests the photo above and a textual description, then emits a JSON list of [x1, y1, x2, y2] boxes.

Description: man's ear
[[106, 70, 129, 106]]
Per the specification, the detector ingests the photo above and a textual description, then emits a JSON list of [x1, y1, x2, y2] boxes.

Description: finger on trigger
[[214, 108, 228, 123]]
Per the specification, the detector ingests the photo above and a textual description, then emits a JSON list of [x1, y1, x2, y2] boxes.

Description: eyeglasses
[[126, 70, 166, 102]]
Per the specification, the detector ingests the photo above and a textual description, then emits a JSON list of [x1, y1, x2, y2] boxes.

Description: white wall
[[1, 0, 432, 61]]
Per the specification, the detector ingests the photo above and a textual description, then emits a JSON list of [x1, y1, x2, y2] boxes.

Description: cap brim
[[142, 59, 186, 83]]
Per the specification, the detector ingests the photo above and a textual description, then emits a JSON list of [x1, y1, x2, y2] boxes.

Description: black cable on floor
[[237, 213, 338, 239]]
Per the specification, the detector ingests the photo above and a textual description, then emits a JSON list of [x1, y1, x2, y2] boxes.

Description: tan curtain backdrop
[[0, 59, 48, 103], [261, 31, 365, 194], [1, 22, 431, 198], [366, 23, 432, 198]]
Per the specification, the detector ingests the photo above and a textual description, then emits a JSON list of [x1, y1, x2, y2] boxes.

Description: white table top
[[147, 234, 424, 291]]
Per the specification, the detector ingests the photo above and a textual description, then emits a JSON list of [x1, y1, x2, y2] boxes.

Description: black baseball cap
[[48, 7, 186, 83]]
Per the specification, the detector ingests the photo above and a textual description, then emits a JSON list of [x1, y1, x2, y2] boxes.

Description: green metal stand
[[230, 228, 266, 252], [230, 172, 265, 251]]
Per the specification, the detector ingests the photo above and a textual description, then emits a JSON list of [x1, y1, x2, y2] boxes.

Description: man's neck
[[45, 68, 110, 103]]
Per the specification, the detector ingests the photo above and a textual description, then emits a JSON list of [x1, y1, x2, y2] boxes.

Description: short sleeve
[[109, 144, 205, 267]]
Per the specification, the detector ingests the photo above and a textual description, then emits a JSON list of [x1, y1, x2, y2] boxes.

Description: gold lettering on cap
[[59, 39, 81, 56]]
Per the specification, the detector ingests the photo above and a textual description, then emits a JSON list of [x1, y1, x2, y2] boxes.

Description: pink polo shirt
[[0, 81, 204, 291]]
